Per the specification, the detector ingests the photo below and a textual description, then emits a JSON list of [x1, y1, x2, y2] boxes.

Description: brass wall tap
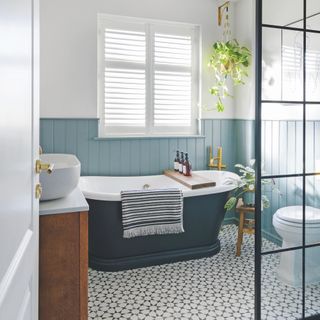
[[208, 146, 226, 171], [35, 160, 54, 174]]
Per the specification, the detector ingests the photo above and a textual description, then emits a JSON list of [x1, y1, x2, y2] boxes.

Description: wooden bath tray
[[164, 170, 216, 190]]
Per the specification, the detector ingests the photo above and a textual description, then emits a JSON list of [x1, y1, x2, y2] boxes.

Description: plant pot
[[243, 191, 255, 207]]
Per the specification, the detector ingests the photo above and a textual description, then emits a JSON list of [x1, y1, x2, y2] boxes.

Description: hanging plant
[[208, 39, 252, 112]]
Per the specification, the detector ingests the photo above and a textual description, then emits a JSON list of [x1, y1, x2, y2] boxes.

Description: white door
[[0, 0, 39, 319]]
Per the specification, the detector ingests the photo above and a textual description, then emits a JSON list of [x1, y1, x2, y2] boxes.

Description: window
[[98, 14, 200, 137]]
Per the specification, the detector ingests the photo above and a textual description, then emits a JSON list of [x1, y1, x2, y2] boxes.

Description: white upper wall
[[40, 0, 237, 119], [234, 0, 255, 120]]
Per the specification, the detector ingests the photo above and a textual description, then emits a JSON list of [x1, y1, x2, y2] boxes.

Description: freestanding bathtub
[[80, 170, 237, 271]]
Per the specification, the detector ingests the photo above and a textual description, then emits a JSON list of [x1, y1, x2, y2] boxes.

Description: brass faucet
[[36, 146, 54, 174], [208, 146, 226, 171], [35, 160, 54, 174]]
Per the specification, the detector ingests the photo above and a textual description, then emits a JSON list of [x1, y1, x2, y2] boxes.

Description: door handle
[[35, 183, 42, 199], [35, 160, 54, 174]]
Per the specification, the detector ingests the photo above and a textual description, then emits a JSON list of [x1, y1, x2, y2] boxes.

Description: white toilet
[[273, 206, 320, 286]]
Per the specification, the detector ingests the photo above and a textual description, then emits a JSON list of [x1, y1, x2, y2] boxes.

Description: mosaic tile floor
[[88, 225, 320, 320]]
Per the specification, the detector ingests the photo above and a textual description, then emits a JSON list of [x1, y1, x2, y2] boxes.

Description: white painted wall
[[40, 0, 237, 119], [233, 0, 255, 120]]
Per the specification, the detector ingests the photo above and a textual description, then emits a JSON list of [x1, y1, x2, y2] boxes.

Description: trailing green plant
[[224, 159, 280, 211], [208, 39, 251, 112]]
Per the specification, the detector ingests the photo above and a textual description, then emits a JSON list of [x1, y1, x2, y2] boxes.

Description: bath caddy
[[164, 170, 216, 189]]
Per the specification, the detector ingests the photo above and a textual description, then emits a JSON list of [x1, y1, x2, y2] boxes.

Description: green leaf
[[216, 99, 224, 112], [224, 197, 237, 211], [210, 87, 219, 96], [234, 164, 247, 171], [262, 195, 270, 209]]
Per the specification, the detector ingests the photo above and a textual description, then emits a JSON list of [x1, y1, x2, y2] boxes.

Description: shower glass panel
[[262, 28, 304, 101], [305, 104, 320, 248], [261, 252, 303, 320], [305, 33, 320, 101], [262, 0, 303, 28], [261, 177, 303, 253], [306, 105, 320, 174], [307, 0, 320, 30], [257, 0, 320, 319], [281, 30, 305, 101], [305, 175, 320, 247], [305, 247, 320, 318], [261, 103, 303, 176]]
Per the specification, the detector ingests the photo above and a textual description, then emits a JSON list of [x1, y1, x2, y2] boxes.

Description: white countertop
[[39, 187, 89, 216]]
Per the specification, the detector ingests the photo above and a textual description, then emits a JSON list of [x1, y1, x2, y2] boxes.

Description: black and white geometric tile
[[88, 225, 320, 320], [261, 251, 320, 319]]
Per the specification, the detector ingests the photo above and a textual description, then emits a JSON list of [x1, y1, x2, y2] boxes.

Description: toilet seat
[[275, 206, 320, 226], [273, 206, 320, 241]]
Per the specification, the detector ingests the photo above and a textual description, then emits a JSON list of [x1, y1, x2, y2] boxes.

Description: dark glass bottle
[[179, 152, 184, 174], [174, 150, 180, 171], [183, 153, 192, 176]]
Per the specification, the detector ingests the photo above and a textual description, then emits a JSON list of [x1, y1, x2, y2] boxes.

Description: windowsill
[[93, 135, 205, 141]]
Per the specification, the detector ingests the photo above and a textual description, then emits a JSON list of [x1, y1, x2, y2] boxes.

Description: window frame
[[97, 14, 201, 137]]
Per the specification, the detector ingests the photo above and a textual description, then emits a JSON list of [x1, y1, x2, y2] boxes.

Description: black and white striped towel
[[120, 188, 184, 239]]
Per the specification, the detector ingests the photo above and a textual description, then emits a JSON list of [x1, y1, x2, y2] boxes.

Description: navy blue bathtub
[[80, 171, 237, 271]]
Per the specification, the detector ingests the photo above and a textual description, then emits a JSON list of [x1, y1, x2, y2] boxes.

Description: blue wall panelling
[[40, 119, 241, 177], [40, 118, 241, 224], [41, 118, 320, 243]]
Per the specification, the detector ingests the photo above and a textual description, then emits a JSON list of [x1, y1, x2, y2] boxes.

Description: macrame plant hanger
[[218, 1, 231, 42]]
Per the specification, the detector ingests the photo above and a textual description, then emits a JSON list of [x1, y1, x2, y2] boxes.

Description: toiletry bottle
[[179, 152, 184, 174], [183, 153, 192, 176], [174, 150, 180, 172]]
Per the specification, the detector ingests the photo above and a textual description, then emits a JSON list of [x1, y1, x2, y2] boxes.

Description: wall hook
[[218, 1, 230, 26]]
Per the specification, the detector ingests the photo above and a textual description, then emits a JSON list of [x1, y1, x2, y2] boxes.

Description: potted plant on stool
[[224, 159, 276, 211]]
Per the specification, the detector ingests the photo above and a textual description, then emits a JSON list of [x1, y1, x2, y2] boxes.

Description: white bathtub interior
[[79, 170, 239, 201]]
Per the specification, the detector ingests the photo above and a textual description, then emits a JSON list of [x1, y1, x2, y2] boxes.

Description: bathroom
[[1, 0, 320, 319]]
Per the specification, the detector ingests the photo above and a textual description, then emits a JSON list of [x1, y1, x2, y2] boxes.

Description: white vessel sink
[[40, 154, 81, 201]]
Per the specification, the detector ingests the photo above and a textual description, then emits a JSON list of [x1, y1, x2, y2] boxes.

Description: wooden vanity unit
[[39, 188, 89, 320]]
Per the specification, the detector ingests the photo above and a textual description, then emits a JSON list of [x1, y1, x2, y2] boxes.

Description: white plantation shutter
[[154, 33, 192, 66], [104, 68, 146, 126], [102, 25, 147, 132], [104, 29, 146, 63], [98, 15, 199, 136], [154, 32, 193, 128], [154, 71, 192, 126]]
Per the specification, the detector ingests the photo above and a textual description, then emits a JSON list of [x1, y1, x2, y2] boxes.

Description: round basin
[[40, 154, 81, 201]]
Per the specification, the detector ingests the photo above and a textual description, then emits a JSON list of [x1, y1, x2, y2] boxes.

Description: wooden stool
[[235, 199, 255, 256]]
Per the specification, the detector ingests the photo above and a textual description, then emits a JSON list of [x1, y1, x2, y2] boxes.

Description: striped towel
[[120, 188, 184, 239]]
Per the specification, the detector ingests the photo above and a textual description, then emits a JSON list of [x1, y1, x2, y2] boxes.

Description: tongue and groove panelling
[[41, 118, 320, 242], [39, 118, 252, 226], [40, 118, 240, 176]]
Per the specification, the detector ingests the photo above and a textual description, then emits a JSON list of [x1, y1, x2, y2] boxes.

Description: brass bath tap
[[208, 146, 226, 171]]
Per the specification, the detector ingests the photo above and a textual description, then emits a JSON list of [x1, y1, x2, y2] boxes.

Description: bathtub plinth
[[90, 241, 220, 271]]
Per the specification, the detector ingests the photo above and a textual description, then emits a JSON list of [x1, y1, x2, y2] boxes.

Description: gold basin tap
[[208, 146, 226, 171], [35, 160, 54, 174]]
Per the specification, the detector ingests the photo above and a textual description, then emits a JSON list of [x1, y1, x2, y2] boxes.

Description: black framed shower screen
[[255, 0, 320, 319]]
